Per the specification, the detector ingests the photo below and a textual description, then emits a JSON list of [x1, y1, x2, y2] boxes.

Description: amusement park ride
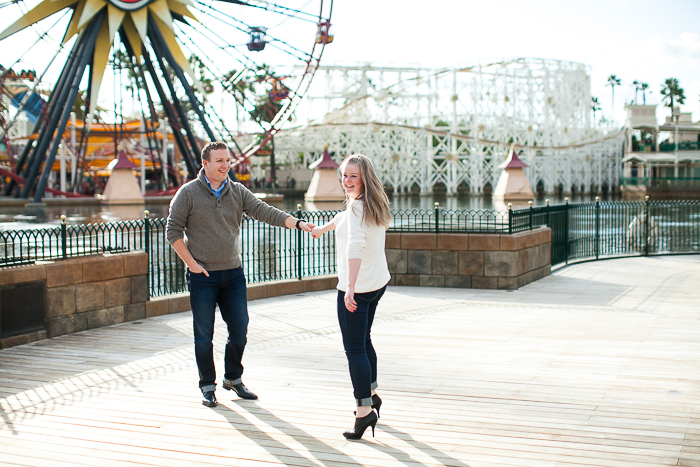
[[0, 0, 334, 201], [275, 59, 625, 195]]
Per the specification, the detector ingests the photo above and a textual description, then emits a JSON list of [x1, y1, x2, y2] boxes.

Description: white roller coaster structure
[[271, 58, 624, 195]]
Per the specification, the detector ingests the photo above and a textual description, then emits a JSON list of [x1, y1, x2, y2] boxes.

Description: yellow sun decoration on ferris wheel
[[0, 0, 197, 103]]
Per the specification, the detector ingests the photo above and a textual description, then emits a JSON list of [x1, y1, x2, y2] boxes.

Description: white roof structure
[[623, 152, 700, 164], [273, 58, 623, 195]]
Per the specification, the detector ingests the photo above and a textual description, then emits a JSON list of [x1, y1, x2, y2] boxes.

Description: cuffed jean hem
[[223, 377, 242, 385], [371, 381, 378, 390], [357, 397, 373, 407], [201, 384, 216, 393]]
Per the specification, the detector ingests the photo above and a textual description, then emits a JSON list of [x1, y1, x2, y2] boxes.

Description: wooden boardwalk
[[1, 255, 700, 467]]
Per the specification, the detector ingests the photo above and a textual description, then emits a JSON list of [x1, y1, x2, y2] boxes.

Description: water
[[0, 192, 619, 229], [0, 203, 171, 231]]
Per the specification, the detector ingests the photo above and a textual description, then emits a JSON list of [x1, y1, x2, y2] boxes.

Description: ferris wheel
[[0, 0, 333, 200]]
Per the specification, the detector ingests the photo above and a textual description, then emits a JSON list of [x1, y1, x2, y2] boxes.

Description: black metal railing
[[511, 198, 700, 266], [1, 200, 698, 296], [391, 203, 509, 233], [0, 216, 145, 267]]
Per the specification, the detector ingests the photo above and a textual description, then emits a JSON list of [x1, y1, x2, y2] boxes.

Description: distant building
[[623, 105, 700, 199], [304, 145, 345, 202], [492, 147, 534, 201], [101, 149, 145, 205]]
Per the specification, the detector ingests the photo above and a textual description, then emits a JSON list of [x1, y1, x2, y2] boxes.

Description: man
[[166, 141, 313, 407]]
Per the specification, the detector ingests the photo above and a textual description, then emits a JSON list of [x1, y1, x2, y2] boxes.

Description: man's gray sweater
[[166, 170, 290, 271]]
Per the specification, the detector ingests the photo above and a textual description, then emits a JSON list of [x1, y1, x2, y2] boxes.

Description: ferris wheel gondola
[[0, 0, 333, 200]]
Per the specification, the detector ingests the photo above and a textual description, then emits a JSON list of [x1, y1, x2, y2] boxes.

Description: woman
[[311, 154, 391, 440]]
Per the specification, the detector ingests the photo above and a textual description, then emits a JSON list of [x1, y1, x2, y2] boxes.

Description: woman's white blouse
[[333, 200, 391, 293]]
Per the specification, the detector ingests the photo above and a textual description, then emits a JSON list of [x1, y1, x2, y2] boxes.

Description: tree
[[632, 80, 639, 104], [607, 75, 621, 122], [660, 78, 686, 121], [591, 97, 601, 125], [640, 83, 649, 104]]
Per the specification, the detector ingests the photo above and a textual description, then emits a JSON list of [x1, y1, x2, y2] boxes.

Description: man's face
[[203, 148, 231, 185]]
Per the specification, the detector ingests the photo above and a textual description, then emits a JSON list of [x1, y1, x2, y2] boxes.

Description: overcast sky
[[1, 0, 699, 127]]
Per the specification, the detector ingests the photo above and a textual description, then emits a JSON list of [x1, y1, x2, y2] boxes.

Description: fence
[[511, 198, 700, 266], [621, 177, 700, 188], [1, 200, 698, 296]]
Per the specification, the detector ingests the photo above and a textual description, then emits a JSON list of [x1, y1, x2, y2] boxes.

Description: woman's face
[[342, 163, 363, 199]]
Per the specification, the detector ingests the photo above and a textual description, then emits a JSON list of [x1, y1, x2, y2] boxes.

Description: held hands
[[309, 221, 335, 239], [344, 287, 357, 312], [298, 221, 315, 233], [310, 226, 324, 239]]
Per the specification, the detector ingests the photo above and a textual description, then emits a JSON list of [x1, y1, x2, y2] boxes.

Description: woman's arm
[[310, 221, 336, 238], [344, 203, 368, 312], [344, 258, 361, 312]]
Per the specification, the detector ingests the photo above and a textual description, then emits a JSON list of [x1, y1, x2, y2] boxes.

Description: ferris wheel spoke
[[26, 10, 104, 202], [191, 1, 252, 34], [130, 65, 169, 189], [0, 8, 69, 69], [140, 42, 200, 175], [265, 36, 312, 61], [0, 0, 22, 10], [173, 25, 256, 136], [167, 37, 241, 149], [202, 0, 320, 23], [190, 1, 315, 62], [174, 21, 271, 125], [147, 42, 204, 175], [179, 17, 263, 76], [0, 24, 69, 144], [15, 26, 85, 187]]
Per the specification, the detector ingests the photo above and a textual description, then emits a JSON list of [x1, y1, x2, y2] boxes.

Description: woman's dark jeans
[[337, 285, 387, 407], [187, 267, 248, 393]]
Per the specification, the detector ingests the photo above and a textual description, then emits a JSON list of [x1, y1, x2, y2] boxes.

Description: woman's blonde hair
[[341, 154, 391, 228]]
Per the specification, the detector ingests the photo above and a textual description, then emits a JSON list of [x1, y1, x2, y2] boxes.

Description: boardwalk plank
[[1, 256, 699, 466]]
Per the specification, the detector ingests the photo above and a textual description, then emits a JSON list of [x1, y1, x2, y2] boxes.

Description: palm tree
[[591, 97, 601, 125], [632, 80, 639, 104], [640, 83, 649, 104], [660, 78, 686, 121], [607, 75, 621, 122]]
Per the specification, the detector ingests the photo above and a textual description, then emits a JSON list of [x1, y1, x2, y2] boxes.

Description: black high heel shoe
[[343, 410, 378, 440], [371, 394, 382, 418], [354, 394, 383, 417]]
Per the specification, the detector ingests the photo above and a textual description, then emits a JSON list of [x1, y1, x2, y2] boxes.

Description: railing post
[[434, 202, 440, 234], [508, 203, 512, 234], [545, 199, 550, 227], [564, 197, 569, 265], [644, 195, 650, 256], [528, 200, 533, 231], [60, 215, 67, 260], [144, 210, 150, 297], [595, 196, 600, 260], [296, 204, 303, 280]]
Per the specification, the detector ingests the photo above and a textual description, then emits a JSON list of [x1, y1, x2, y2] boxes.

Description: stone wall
[[0, 252, 149, 348], [385, 227, 551, 290]]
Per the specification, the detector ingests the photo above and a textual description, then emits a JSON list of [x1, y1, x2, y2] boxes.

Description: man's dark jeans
[[337, 285, 387, 406], [187, 267, 248, 393]]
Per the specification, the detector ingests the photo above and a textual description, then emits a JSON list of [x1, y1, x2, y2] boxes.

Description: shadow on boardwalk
[[0, 255, 699, 466]]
